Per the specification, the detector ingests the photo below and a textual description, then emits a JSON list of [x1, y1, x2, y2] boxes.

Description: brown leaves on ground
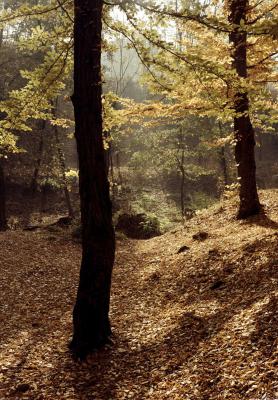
[[0, 190, 278, 400]]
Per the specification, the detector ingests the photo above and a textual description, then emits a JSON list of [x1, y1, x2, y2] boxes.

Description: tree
[[0, 2, 7, 231], [69, 0, 116, 358], [0, 157, 7, 230], [113, 0, 277, 218], [228, 0, 261, 218]]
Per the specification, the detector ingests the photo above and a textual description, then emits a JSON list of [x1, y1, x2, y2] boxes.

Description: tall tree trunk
[[0, 28, 3, 48], [107, 142, 115, 201], [0, 1, 7, 231], [0, 158, 7, 231], [177, 127, 186, 217], [179, 150, 185, 217], [0, 1, 6, 48], [219, 146, 229, 188], [109, 146, 114, 185], [257, 130, 263, 162], [116, 152, 122, 186], [70, 0, 115, 358], [218, 122, 229, 188], [229, 0, 261, 219], [107, 141, 114, 184], [40, 180, 48, 214]]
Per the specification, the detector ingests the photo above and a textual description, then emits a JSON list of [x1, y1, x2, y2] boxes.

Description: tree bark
[[217, 122, 229, 188], [0, 1, 7, 231], [0, 158, 7, 231], [108, 142, 114, 184], [179, 149, 185, 217], [70, 0, 115, 359], [30, 122, 45, 194], [116, 152, 123, 186], [219, 146, 228, 187], [229, 0, 261, 219], [177, 127, 186, 217]]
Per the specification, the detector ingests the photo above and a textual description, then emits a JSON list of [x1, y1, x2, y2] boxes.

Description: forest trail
[[1, 190, 278, 400]]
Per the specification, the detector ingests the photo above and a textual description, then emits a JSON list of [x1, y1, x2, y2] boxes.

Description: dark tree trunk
[[107, 142, 115, 201], [257, 130, 263, 162], [30, 122, 45, 194], [177, 128, 186, 217], [116, 152, 122, 186], [0, 1, 6, 48], [0, 28, 3, 48], [70, 0, 115, 359], [219, 146, 228, 187], [54, 124, 74, 218], [229, 0, 261, 219], [218, 122, 229, 188], [40, 178, 48, 213], [0, 158, 7, 231], [108, 143, 114, 185], [0, 1, 7, 231], [179, 150, 185, 217]]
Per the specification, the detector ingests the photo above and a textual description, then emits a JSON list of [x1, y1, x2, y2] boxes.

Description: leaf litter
[[0, 189, 277, 399]]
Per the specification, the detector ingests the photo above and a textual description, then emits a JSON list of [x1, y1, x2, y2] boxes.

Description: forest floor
[[0, 190, 278, 400]]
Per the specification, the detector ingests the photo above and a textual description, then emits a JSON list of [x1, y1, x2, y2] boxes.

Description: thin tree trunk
[[229, 0, 261, 219], [0, 1, 6, 48], [70, 0, 115, 359], [0, 28, 3, 48], [177, 127, 186, 217], [116, 152, 122, 185], [218, 122, 229, 188], [0, 1, 7, 230], [257, 130, 263, 162], [180, 150, 185, 217], [30, 122, 45, 194], [40, 179, 48, 213], [108, 142, 115, 201], [0, 158, 7, 231], [104, 138, 110, 177], [109, 142, 114, 184], [219, 146, 228, 187]]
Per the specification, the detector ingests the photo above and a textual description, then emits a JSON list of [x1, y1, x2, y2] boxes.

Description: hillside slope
[[0, 190, 277, 400]]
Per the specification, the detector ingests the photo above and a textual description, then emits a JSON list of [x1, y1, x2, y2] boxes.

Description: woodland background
[[0, 0, 277, 233]]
